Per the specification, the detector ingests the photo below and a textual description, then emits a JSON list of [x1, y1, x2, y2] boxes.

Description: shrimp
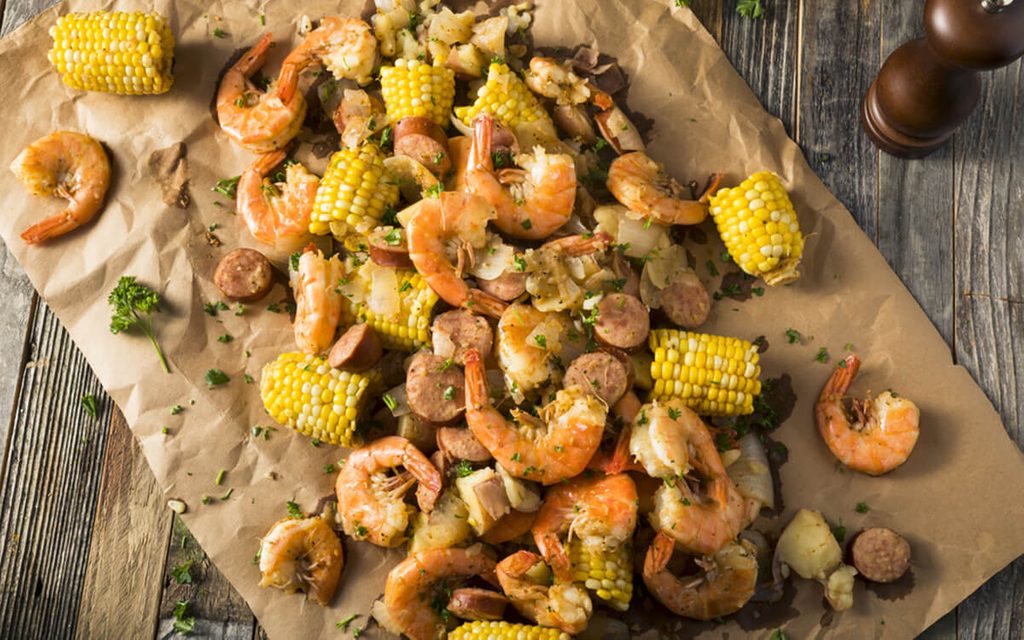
[[405, 191, 508, 319], [606, 151, 722, 226], [216, 34, 307, 154], [237, 151, 318, 254], [531, 473, 638, 583], [280, 17, 377, 88], [290, 246, 344, 355], [335, 436, 442, 548], [10, 131, 110, 244], [464, 348, 607, 485], [523, 233, 613, 313], [642, 531, 757, 621], [816, 354, 921, 475], [587, 391, 645, 475], [653, 474, 750, 557], [496, 550, 593, 634], [465, 113, 577, 240], [258, 515, 343, 606], [384, 545, 498, 640], [333, 89, 386, 149], [496, 303, 575, 395], [630, 399, 712, 479], [524, 57, 591, 105]]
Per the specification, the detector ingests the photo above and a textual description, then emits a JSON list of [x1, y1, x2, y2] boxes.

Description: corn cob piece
[[569, 537, 633, 611], [339, 269, 439, 351], [454, 62, 551, 128], [379, 58, 456, 127], [448, 621, 570, 640], [47, 11, 174, 95], [709, 171, 804, 286], [649, 329, 762, 417], [310, 144, 399, 240], [260, 352, 379, 447]]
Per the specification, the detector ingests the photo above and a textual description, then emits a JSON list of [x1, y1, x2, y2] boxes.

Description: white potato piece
[[410, 490, 473, 553], [775, 508, 842, 581]]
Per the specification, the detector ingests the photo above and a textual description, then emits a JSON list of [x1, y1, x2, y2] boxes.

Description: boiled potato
[[456, 467, 511, 535], [496, 464, 541, 512], [410, 490, 473, 553], [775, 508, 842, 580]]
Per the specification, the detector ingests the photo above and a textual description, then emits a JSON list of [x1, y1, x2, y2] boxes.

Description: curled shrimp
[[523, 233, 613, 313], [237, 151, 318, 255], [531, 473, 638, 584], [464, 348, 607, 485], [816, 354, 920, 475], [335, 436, 442, 548], [642, 531, 757, 621], [496, 550, 593, 634], [405, 191, 508, 318], [281, 17, 377, 87], [496, 303, 576, 396], [606, 151, 722, 226], [258, 515, 343, 606], [630, 399, 709, 478], [216, 34, 307, 154], [524, 57, 591, 105], [466, 113, 576, 240], [384, 545, 498, 640], [10, 131, 110, 244], [290, 246, 344, 355], [653, 473, 750, 558]]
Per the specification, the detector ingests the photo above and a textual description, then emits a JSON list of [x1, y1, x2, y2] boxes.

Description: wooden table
[[0, 1, 1019, 638]]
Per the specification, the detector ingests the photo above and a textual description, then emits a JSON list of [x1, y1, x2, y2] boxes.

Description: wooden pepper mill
[[861, 0, 1024, 158]]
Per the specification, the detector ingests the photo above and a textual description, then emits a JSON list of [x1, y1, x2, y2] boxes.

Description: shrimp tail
[[818, 355, 861, 403], [463, 348, 489, 410], [698, 172, 724, 204], [470, 113, 495, 172], [536, 532, 573, 583], [467, 288, 508, 319], [643, 531, 676, 577], [251, 149, 289, 177], [409, 455, 443, 513], [237, 33, 274, 77], [20, 211, 82, 244]]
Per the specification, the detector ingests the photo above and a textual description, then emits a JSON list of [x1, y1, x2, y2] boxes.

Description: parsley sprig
[[108, 276, 171, 373]]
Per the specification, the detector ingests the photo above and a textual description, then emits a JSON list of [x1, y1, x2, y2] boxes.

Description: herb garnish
[[109, 276, 171, 373]]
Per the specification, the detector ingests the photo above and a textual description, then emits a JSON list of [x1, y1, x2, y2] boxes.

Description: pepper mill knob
[[861, 0, 1024, 158]]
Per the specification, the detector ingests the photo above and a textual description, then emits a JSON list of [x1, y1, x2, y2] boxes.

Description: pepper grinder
[[861, 0, 1024, 158]]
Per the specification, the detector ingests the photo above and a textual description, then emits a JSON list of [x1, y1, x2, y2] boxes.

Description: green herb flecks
[[108, 276, 171, 373]]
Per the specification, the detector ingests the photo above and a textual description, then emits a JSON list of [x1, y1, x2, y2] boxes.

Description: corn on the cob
[[260, 352, 379, 447], [448, 621, 570, 640], [709, 171, 804, 286], [47, 11, 174, 95], [649, 329, 762, 417], [379, 59, 456, 127], [310, 144, 399, 240], [454, 62, 551, 128], [339, 269, 439, 351], [569, 537, 633, 611]]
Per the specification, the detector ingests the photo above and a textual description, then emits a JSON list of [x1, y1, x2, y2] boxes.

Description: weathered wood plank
[[796, 0, 880, 240], [74, 410, 173, 640], [952, 52, 1024, 640], [0, 304, 112, 636], [155, 516, 257, 639], [688, 0, 724, 42]]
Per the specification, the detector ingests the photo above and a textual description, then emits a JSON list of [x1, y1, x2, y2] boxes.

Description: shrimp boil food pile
[[10, 2, 925, 637]]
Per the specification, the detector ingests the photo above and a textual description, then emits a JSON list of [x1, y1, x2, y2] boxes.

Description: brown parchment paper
[[0, 1, 1021, 638]]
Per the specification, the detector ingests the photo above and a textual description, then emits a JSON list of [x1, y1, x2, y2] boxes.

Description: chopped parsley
[[266, 303, 282, 313], [705, 259, 720, 277], [203, 300, 229, 316], [855, 501, 870, 514], [82, 394, 98, 419], [785, 328, 802, 344], [831, 524, 847, 544], [534, 334, 547, 349], [383, 393, 398, 411], [234, 304, 245, 316], [337, 614, 360, 632], [844, 342, 855, 351], [443, 386, 456, 401], [289, 252, 302, 271], [172, 600, 196, 635], [384, 228, 403, 246], [667, 407, 681, 420], [171, 560, 194, 585], [398, 280, 413, 293], [511, 452, 522, 462], [379, 125, 394, 152], [594, 137, 610, 150], [423, 182, 443, 199], [437, 358, 455, 372], [752, 286, 765, 297], [212, 175, 240, 198], [204, 369, 230, 388], [520, 219, 533, 230], [286, 501, 304, 519], [354, 525, 369, 537], [212, 27, 227, 38], [607, 278, 627, 292], [243, 373, 254, 384], [217, 334, 233, 343], [815, 347, 830, 363], [215, 469, 226, 486], [455, 460, 474, 478], [513, 254, 527, 272], [769, 631, 788, 640]]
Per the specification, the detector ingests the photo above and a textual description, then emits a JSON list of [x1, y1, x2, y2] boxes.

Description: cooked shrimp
[[335, 436, 442, 548], [464, 348, 607, 485], [643, 531, 757, 621], [816, 354, 920, 475], [280, 17, 377, 88], [531, 473, 638, 583], [10, 131, 110, 244], [258, 515, 343, 606], [496, 550, 593, 634], [587, 391, 645, 475], [333, 89, 386, 149], [653, 474, 750, 557], [524, 57, 591, 105], [607, 151, 722, 226], [523, 233, 613, 313], [630, 399, 711, 479], [216, 34, 307, 154], [496, 303, 574, 395], [237, 151, 318, 254], [384, 545, 498, 640], [290, 247, 344, 355], [465, 113, 576, 240], [405, 191, 508, 318]]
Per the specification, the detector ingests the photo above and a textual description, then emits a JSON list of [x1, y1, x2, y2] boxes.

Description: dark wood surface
[[0, 0, 1020, 638]]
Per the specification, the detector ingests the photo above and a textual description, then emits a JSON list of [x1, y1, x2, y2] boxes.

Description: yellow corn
[[310, 144, 399, 240], [380, 59, 456, 127], [569, 537, 633, 611], [649, 329, 762, 417], [47, 11, 174, 95], [448, 621, 570, 640], [709, 171, 804, 286], [260, 352, 379, 447], [339, 268, 438, 351], [454, 62, 550, 128]]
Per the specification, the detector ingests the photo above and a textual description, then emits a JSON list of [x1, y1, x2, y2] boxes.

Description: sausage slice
[[564, 351, 630, 406], [476, 269, 527, 302], [432, 309, 494, 366], [437, 427, 492, 462], [367, 226, 414, 269], [405, 352, 466, 424], [447, 588, 509, 621], [661, 269, 711, 329], [328, 324, 383, 372], [213, 248, 274, 302], [594, 293, 650, 350], [394, 117, 452, 178], [850, 528, 911, 583]]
